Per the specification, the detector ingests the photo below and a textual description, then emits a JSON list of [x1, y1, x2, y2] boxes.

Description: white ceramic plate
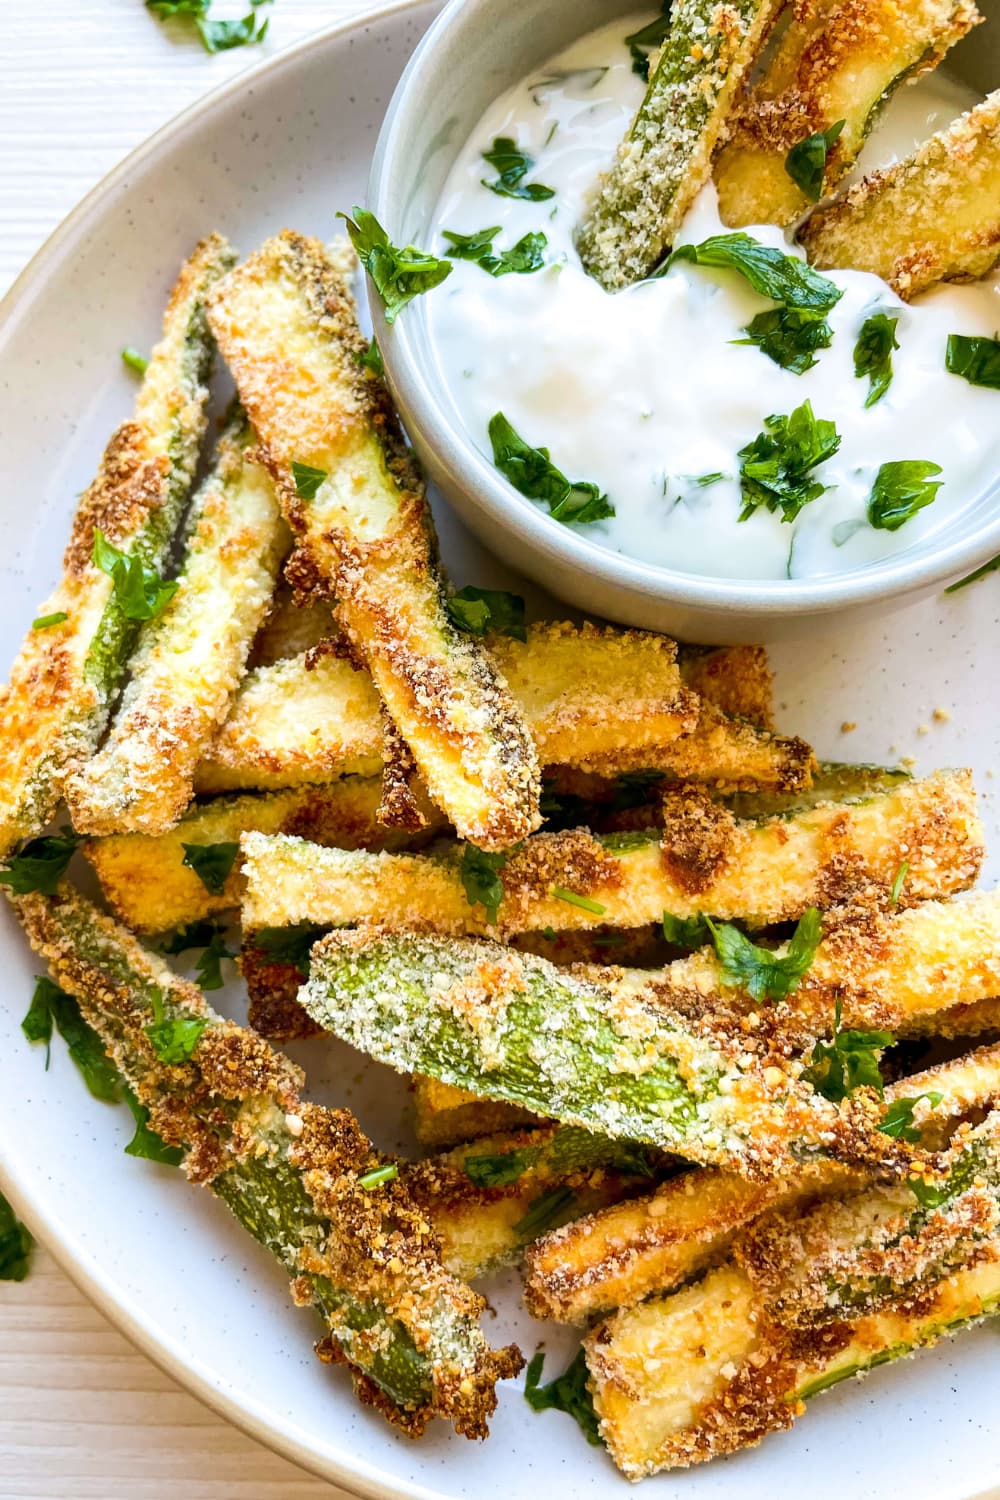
[[2, 7, 1000, 1497]]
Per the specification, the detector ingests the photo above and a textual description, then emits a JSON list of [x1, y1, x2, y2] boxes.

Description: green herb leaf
[[945, 333, 1000, 390], [253, 924, 325, 979], [447, 586, 526, 641], [488, 412, 614, 524], [338, 207, 452, 323], [146, 0, 270, 53], [889, 861, 909, 907], [669, 234, 842, 313], [22, 980, 121, 1102], [122, 1085, 184, 1165], [514, 1185, 577, 1240], [481, 137, 555, 201], [736, 306, 834, 374], [358, 337, 384, 377], [908, 1147, 979, 1210], [867, 460, 943, 533], [878, 1090, 943, 1143], [552, 887, 606, 916], [21, 977, 58, 1065], [784, 119, 846, 202], [738, 401, 840, 524], [625, 1, 671, 78], [31, 611, 68, 630], [181, 841, 239, 895], [160, 921, 220, 955], [945, 553, 1000, 594], [464, 1147, 537, 1188], [661, 911, 712, 950], [692, 472, 727, 488], [93, 529, 178, 621], [144, 988, 207, 1065], [459, 845, 507, 925], [853, 312, 899, 407], [121, 346, 149, 376], [358, 1163, 399, 1190], [803, 998, 893, 1102], [706, 907, 822, 1004], [0, 1190, 32, 1282], [0, 828, 82, 896], [291, 461, 327, 500], [524, 1348, 603, 1447], [194, 930, 235, 992], [442, 226, 547, 277]]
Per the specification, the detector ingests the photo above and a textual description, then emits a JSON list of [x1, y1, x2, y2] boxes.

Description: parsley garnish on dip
[[423, 15, 1000, 581]]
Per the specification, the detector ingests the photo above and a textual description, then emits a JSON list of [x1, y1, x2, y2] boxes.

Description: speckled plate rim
[[0, 8, 459, 1496]]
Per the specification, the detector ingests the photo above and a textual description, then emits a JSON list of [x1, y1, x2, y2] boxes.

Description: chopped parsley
[[661, 911, 712, 950], [945, 333, 1000, 390], [459, 844, 507, 925], [253, 924, 326, 978], [480, 137, 555, 201], [290, 461, 327, 500], [180, 841, 239, 895], [121, 346, 149, 376], [737, 401, 840, 524], [123, 1086, 184, 1165], [446, 586, 526, 641], [889, 861, 909, 907], [524, 1348, 603, 1447], [442, 226, 547, 277], [908, 1148, 979, 1210], [22, 979, 120, 1101], [146, 0, 271, 54], [867, 460, 943, 532], [552, 887, 606, 916], [692, 472, 727, 488], [878, 1091, 943, 1144], [802, 998, 893, 1102], [0, 1191, 32, 1282], [92, 529, 178, 621], [464, 1147, 537, 1188], [784, 119, 845, 202], [31, 610, 68, 630], [0, 828, 82, 896], [669, 233, 842, 313], [161, 921, 219, 955], [144, 988, 207, 1066], [624, 1, 671, 78], [358, 337, 384, 377], [160, 921, 233, 991], [736, 306, 834, 374], [514, 1185, 577, 1240], [705, 907, 821, 1004], [945, 553, 1000, 594], [358, 1163, 398, 1190], [853, 312, 899, 407], [339, 207, 451, 323], [488, 412, 614, 524]]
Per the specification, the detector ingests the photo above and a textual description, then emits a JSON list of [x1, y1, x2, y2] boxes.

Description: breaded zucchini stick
[[525, 1042, 1000, 1322], [239, 769, 980, 935], [586, 1109, 1000, 1475], [206, 231, 539, 849], [0, 235, 235, 857], [678, 644, 773, 727], [577, 0, 785, 288], [86, 779, 445, 933], [412, 1075, 545, 1149], [299, 928, 910, 1176], [11, 886, 521, 1437], [247, 586, 333, 667], [715, 0, 980, 227], [801, 89, 1000, 297], [65, 411, 287, 835]]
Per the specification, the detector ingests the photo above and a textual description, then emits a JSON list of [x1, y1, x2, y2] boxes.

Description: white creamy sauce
[[425, 14, 1000, 581]]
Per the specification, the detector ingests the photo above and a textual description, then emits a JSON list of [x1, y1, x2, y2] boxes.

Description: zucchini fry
[[247, 587, 333, 667], [206, 231, 539, 849], [801, 89, 1000, 297], [239, 768, 980, 935], [525, 1042, 1000, 1322], [86, 779, 445, 933], [412, 1076, 545, 1150], [0, 235, 235, 857], [11, 886, 521, 1437], [586, 1110, 1000, 1475], [577, 0, 785, 288], [65, 412, 286, 835], [678, 644, 773, 727], [299, 928, 911, 1175], [715, 0, 980, 227]]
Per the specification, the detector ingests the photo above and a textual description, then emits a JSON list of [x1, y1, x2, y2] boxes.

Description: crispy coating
[[801, 88, 1000, 297], [206, 230, 539, 849], [715, 0, 980, 226], [678, 644, 773, 727], [411, 1075, 545, 1149]]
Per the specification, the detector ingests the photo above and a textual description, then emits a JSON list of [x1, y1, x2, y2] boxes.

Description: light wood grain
[[0, 3, 376, 1494]]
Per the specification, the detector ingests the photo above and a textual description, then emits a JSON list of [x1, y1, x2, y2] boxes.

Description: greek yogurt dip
[[425, 13, 1000, 582]]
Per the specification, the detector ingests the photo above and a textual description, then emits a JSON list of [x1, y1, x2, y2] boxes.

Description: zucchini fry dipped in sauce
[[206, 231, 539, 849], [585, 1107, 1000, 1476], [239, 768, 980, 935], [801, 89, 1000, 297], [0, 235, 235, 857], [66, 410, 286, 835], [297, 928, 914, 1176], [525, 1042, 1000, 1323], [577, 0, 785, 289], [714, 0, 980, 227], [11, 885, 521, 1437], [85, 778, 446, 933]]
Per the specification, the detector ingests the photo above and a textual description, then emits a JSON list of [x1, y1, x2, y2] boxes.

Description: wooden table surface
[[0, 4, 371, 1494]]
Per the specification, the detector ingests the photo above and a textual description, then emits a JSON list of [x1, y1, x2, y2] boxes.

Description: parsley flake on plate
[[22, 978, 121, 1101], [0, 828, 82, 896], [446, 586, 526, 641], [524, 1347, 603, 1447], [146, 0, 271, 54], [120, 346, 149, 376], [339, 206, 452, 323]]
